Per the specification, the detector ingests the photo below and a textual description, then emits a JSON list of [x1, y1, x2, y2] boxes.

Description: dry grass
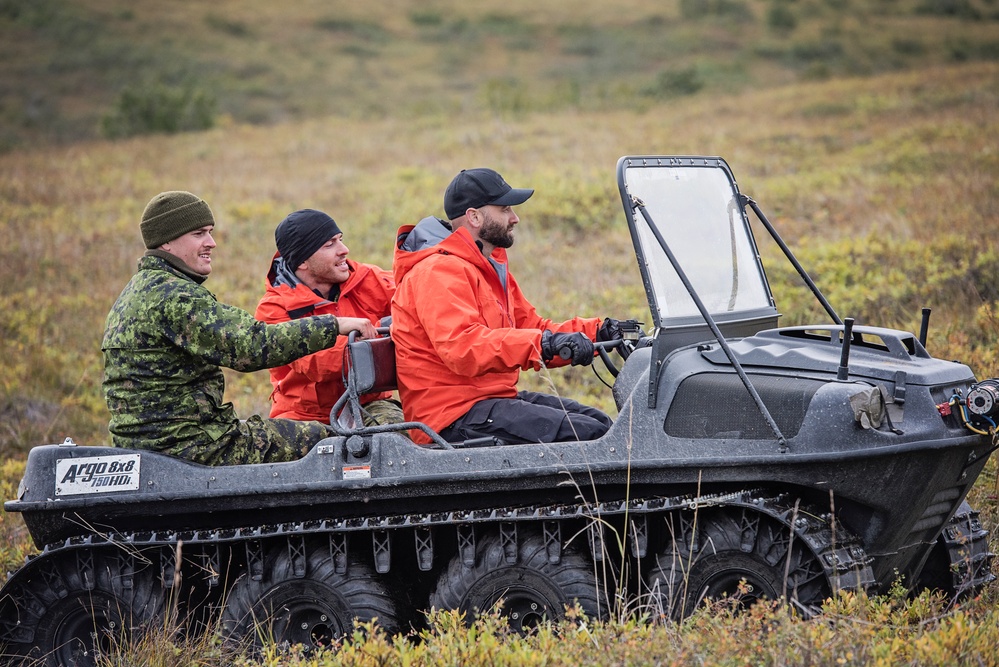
[[0, 21, 997, 663], [1, 60, 995, 449]]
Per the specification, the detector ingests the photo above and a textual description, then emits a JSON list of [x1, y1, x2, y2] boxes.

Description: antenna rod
[[918, 307, 931, 348], [837, 318, 855, 381]]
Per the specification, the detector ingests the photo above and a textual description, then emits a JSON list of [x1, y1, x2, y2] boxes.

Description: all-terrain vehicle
[[2, 156, 996, 666]]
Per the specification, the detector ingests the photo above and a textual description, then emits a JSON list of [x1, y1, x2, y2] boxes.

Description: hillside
[[0, 58, 996, 458], [2, 3, 999, 663], [1, 0, 997, 150]]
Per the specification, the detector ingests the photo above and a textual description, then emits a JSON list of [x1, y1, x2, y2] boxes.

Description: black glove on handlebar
[[597, 318, 645, 342], [541, 330, 594, 366], [597, 318, 624, 342]]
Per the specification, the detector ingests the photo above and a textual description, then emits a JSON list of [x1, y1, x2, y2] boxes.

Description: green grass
[[1, 0, 998, 150], [1, 1, 998, 663], [0, 60, 996, 453]]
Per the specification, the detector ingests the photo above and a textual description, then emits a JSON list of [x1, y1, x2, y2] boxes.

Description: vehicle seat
[[330, 332, 500, 450], [331, 331, 396, 430], [348, 335, 397, 397]]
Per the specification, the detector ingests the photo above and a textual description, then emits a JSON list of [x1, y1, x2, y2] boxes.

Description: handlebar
[[557, 338, 622, 360], [347, 326, 391, 343]]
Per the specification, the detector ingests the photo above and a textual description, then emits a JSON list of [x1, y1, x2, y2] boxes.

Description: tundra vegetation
[[1, 0, 998, 664]]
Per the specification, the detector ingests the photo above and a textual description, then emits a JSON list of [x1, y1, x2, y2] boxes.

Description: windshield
[[618, 157, 775, 328]]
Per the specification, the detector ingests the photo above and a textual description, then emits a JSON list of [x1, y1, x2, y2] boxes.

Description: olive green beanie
[[140, 191, 215, 249]]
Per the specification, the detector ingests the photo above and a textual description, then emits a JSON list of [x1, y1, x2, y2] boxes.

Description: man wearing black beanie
[[256, 209, 401, 426], [102, 192, 379, 465]]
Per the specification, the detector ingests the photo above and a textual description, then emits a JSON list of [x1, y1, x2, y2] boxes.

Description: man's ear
[[465, 208, 482, 231]]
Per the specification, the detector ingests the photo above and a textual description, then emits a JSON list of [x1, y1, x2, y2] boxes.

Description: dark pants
[[439, 390, 612, 445]]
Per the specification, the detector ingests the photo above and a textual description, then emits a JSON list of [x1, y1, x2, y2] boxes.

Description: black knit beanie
[[140, 191, 215, 249], [275, 209, 342, 271]]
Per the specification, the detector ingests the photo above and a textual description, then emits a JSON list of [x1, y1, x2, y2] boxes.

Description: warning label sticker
[[342, 465, 371, 480]]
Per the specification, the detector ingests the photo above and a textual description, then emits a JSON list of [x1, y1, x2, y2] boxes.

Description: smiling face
[[296, 234, 351, 293], [160, 225, 216, 275]]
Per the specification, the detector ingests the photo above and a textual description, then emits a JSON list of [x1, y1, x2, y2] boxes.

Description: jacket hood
[[262, 252, 366, 314], [393, 217, 449, 285], [393, 217, 509, 287]]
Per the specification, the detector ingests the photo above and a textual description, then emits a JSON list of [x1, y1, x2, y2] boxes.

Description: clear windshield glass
[[623, 161, 773, 323]]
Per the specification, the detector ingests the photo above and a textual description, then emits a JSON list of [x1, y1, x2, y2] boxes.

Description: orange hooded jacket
[[255, 252, 395, 423], [391, 221, 600, 444]]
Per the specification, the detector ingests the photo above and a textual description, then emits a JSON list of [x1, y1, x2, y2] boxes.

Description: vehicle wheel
[[222, 542, 401, 652], [647, 506, 828, 620], [429, 528, 607, 633], [5, 549, 166, 667], [915, 500, 995, 599]]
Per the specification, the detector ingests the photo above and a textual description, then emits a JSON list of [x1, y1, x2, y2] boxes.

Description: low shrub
[[101, 82, 216, 139]]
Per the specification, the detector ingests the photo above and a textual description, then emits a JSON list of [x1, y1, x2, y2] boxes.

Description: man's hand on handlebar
[[541, 330, 594, 366], [337, 317, 379, 340], [597, 318, 645, 343]]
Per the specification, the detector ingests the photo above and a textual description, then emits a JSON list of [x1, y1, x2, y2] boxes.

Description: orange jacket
[[391, 222, 600, 443], [255, 253, 395, 423]]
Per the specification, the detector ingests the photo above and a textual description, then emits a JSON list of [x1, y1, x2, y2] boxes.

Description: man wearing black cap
[[256, 209, 401, 426], [391, 169, 626, 446], [102, 191, 378, 466]]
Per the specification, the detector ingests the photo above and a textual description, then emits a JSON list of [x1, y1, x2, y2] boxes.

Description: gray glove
[[541, 330, 594, 366]]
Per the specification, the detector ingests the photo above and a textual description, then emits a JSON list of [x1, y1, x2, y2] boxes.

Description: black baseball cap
[[443, 168, 534, 220]]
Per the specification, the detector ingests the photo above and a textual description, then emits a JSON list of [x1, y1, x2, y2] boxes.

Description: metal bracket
[[288, 534, 307, 578], [329, 533, 348, 575], [588, 522, 605, 562], [458, 525, 476, 567], [738, 507, 761, 554], [500, 522, 518, 564], [204, 543, 220, 587], [630, 516, 648, 558], [543, 521, 562, 564], [373, 530, 391, 574], [246, 539, 264, 582], [116, 552, 134, 597], [159, 548, 177, 589], [77, 549, 96, 591], [415, 527, 434, 572], [893, 370, 907, 404]]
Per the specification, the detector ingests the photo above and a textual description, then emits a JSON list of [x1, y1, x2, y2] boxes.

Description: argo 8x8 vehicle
[[2, 156, 997, 665]]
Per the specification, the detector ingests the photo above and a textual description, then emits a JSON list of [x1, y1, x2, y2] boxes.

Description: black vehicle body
[[2, 156, 995, 665]]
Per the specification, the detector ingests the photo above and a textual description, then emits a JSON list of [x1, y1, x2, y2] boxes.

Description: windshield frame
[[616, 155, 779, 333]]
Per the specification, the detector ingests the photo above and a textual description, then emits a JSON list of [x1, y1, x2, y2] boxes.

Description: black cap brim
[[489, 187, 534, 208]]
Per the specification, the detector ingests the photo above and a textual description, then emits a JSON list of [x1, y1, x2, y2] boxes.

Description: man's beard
[[479, 215, 515, 249]]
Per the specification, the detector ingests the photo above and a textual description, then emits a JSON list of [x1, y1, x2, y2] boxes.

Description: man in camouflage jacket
[[102, 191, 377, 465]]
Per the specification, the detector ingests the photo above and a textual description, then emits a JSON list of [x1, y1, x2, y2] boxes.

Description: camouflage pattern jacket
[[102, 254, 342, 454]]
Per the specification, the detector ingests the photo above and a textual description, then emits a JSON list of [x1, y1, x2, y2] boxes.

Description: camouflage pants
[[360, 398, 405, 427], [177, 415, 334, 465], [174, 400, 402, 466]]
